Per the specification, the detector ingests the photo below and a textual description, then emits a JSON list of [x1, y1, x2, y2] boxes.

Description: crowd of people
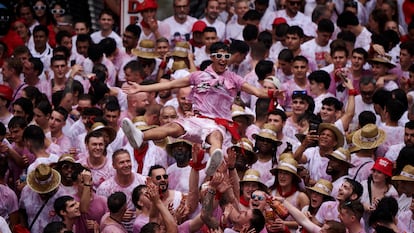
[[0, 0, 414, 233]]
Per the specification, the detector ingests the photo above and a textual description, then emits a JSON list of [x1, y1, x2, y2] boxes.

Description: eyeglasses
[[174, 4, 189, 9], [155, 174, 168, 180], [51, 9, 66, 15], [288, 1, 302, 6], [33, 5, 47, 11], [292, 90, 307, 95], [251, 193, 265, 201], [211, 53, 231, 60]]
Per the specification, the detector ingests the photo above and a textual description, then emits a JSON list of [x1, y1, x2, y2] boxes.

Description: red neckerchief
[[239, 196, 250, 207], [134, 144, 149, 174], [140, 20, 150, 29], [276, 185, 297, 198]]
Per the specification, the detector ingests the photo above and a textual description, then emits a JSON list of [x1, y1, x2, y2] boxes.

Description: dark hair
[[54, 196, 74, 218], [286, 25, 304, 38], [84, 130, 104, 144], [274, 23, 289, 38], [50, 55, 67, 66], [325, 220, 346, 233], [243, 24, 259, 42], [87, 44, 103, 62], [99, 37, 117, 57], [210, 41, 229, 53], [317, 19, 335, 33], [23, 86, 45, 106], [229, 40, 249, 54], [340, 200, 364, 220], [53, 46, 70, 60], [132, 185, 147, 210], [148, 164, 166, 177], [337, 31, 356, 44], [203, 26, 217, 34], [8, 116, 28, 130], [99, 9, 114, 19], [125, 23, 141, 38], [200, 60, 213, 70], [124, 60, 146, 79], [385, 99, 405, 122], [35, 100, 52, 116], [344, 178, 363, 199], [255, 98, 270, 121], [104, 99, 121, 112], [400, 41, 414, 56], [391, 89, 408, 112], [372, 89, 392, 110], [140, 222, 161, 233], [76, 33, 92, 44], [43, 221, 67, 233], [112, 148, 130, 162], [370, 9, 387, 34], [369, 197, 398, 226], [28, 57, 44, 76], [4, 57, 23, 75], [308, 70, 331, 90], [358, 111, 377, 127], [352, 47, 368, 60], [55, 30, 72, 46], [331, 45, 349, 58], [107, 191, 127, 213], [33, 24, 49, 37], [23, 125, 45, 149], [322, 97, 342, 111], [53, 106, 69, 121], [292, 55, 308, 64], [278, 49, 294, 62], [257, 31, 272, 49], [405, 120, 414, 130], [250, 209, 266, 233], [337, 11, 359, 28], [242, 10, 261, 21], [255, 60, 274, 80], [268, 109, 288, 122], [13, 46, 31, 58], [395, 146, 414, 174], [13, 97, 34, 122]]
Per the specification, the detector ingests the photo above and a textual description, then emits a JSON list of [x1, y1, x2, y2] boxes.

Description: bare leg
[[143, 122, 186, 140], [206, 130, 223, 155], [205, 130, 224, 176]]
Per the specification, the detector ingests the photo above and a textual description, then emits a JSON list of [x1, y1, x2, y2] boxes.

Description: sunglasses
[[251, 194, 265, 201], [211, 53, 231, 60], [292, 90, 307, 95], [33, 5, 47, 11], [288, 1, 302, 6], [51, 9, 66, 15], [155, 174, 168, 180]]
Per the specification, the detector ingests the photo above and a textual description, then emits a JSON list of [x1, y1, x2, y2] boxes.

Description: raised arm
[[340, 79, 356, 131], [123, 76, 191, 94], [241, 83, 285, 99]]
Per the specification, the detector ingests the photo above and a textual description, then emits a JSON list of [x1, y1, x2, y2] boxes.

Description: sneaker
[[121, 118, 143, 149], [205, 149, 223, 176]]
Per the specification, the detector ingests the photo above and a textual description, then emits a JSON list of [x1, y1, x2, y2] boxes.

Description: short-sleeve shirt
[[0, 184, 18, 222]]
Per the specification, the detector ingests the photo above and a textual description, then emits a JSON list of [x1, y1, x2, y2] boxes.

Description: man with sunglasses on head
[[123, 41, 284, 178]]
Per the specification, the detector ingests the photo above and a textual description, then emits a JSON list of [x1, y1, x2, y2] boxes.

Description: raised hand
[[122, 81, 142, 95]]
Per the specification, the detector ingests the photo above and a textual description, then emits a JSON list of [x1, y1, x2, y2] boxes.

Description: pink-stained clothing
[[177, 219, 191, 233], [8, 144, 35, 190], [398, 210, 414, 233], [348, 155, 374, 183], [91, 31, 122, 48], [313, 92, 335, 115], [226, 20, 244, 41], [138, 20, 170, 43], [241, 70, 260, 108], [283, 117, 299, 140], [269, 42, 287, 62], [125, 142, 168, 176], [194, 46, 210, 67], [189, 65, 245, 121], [315, 200, 340, 224], [246, 124, 260, 144], [377, 124, 404, 157], [46, 132, 72, 153], [166, 164, 206, 194], [303, 147, 331, 182], [74, 193, 108, 233], [201, 18, 226, 41], [0, 184, 18, 222], [251, 159, 275, 187], [301, 39, 331, 69], [77, 156, 116, 189], [69, 119, 86, 144], [27, 153, 60, 174], [133, 214, 149, 233], [19, 186, 66, 233], [100, 213, 128, 233], [58, 184, 77, 197], [385, 143, 405, 163], [34, 79, 52, 101], [281, 79, 310, 112], [102, 57, 117, 88]]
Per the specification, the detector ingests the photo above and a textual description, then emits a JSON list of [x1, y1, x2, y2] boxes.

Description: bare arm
[[187, 145, 203, 214], [241, 82, 284, 99], [340, 80, 355, 131], [123, 76, 191, 94], [293, 134, 318, 164], [80, 170, 92, 213]]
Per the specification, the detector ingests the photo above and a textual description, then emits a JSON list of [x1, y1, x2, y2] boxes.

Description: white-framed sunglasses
[[211, 52, 231, 60]]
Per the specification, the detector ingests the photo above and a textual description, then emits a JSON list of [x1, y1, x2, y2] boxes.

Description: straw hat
[[279, 152, 294, 161], [326, 147, 353, 167], [371, 157, 393, 177], [253, 123, 282, 147], [264, 76, 281, 89], [136, 0, 158, 12], [368, 53, 396, 68], [392, 165, 414, 182], [352, 124, 386, 150], [306, 179, 333, 197], [132, 116, 157, 131], [131, 40, 158, 59], [172, 60, 188, 71], [231, 105, 255, 125], [270, 157, 301, 180], [166, 138, 192, 156], [231, 138, 257, 165], [318, 123, 344, 148], [240, 169, 267, 190], [171, 41, 190, 58], [87, 122, 117, 144], [27, 164, 61, 194]]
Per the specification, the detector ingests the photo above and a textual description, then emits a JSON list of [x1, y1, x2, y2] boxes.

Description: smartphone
[[309, 122, 319, 135]]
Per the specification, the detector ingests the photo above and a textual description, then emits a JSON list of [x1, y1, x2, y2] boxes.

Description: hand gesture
[[81, 169, 92, 185], [174, 196, 189, 224], [122, 81, 142, 95], [225, 147, 237, 169], [148, 18, 159, 32], [145, 178, 160, 201], [210, 172, 224, 189]]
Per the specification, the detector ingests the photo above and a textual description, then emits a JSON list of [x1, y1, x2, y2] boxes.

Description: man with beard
[[55, 154, 79, 196], [156, 76, 174, 106], [162, 0, 197, 43], [97, 149, 146, 232], [325, 147, 353, 198], [385, 121, 414, 162], [201, 0, 225, 41], [166, 139, 206, 193], [149, 164, 184, 212]]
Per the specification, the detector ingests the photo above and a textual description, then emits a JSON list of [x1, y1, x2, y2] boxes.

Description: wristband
[[207, 188, 216, 195], [83, 184, 92, 187], [267, 89, 274, 99], [348, 89, 358, 96], [159, 61, 167, 69]]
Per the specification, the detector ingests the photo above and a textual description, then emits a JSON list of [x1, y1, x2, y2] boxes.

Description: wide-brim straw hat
[[240, 169, 267, 190], [231, 105, 255, 125], [369, 54, 396, 68], [27, 164, 61, 194], [318, 123, 344, 149], [171, 41, 190, 58], [172, 60, 188, 71], [306, 179, 333, 197], [352, 123, 386, 150], [87, 122, 117, 144], [392, 165, 414, 182], [253, 123, 282, 147], [231, 138, 257, 165], [326, 147, 354, 167], [131, 39, 158, 59], [132, 116, 157, 131], [166, 138, 192, 156], [270, 157, 301, 180]]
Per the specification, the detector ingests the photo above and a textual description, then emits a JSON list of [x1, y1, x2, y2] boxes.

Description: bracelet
[[159, 61, 167, 69], [348, 89, 358, 96], [83, 184, 92, 187]]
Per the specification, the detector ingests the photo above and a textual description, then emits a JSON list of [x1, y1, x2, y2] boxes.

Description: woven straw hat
[[132, 39, 158, 59], [270, 157, 301, 180], [392, 165, 414, 182], [326, 147, 353, 167], [253, 123, 282, 147], [240, 169, 267, 190], [352, 124, 386, 149], [165, 138, 192, 156], [87, 122, 117, 144], [369, 53, 396, 68], [171, 41, 190, 58], [27, 164, 61, 194], [231, 105, 255, 125], [132, 116, 157, 131], [318, 123, 344, 149], [306, 179, 333, 197]]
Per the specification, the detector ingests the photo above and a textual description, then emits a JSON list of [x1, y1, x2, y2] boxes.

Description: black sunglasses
[[288, 1, 302, 6], [292, 90, 307, 95], [155, 174, 168, 180]]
